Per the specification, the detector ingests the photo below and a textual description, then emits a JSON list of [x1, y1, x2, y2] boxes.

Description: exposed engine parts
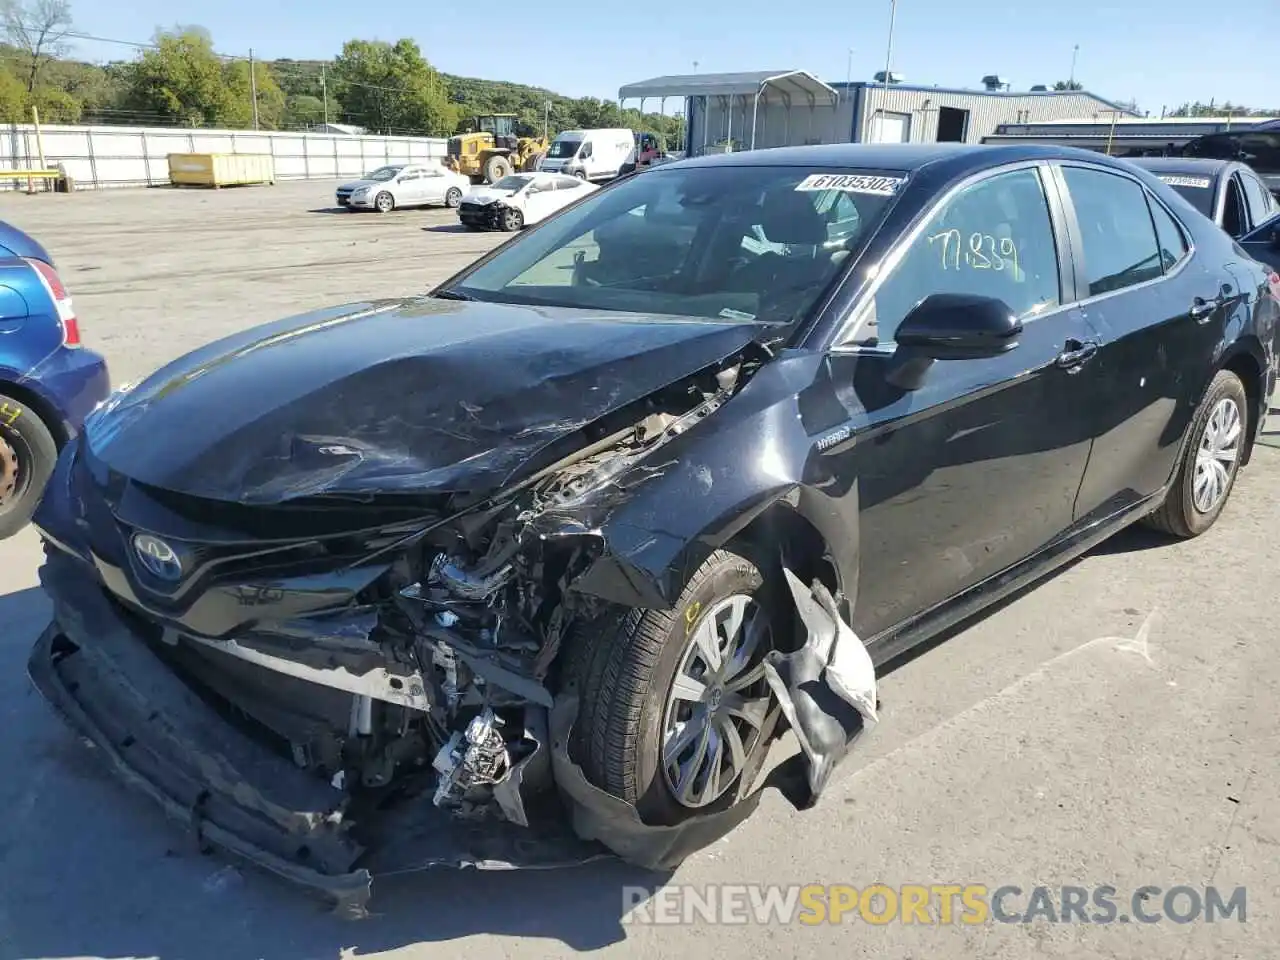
[[431, 707, 511, 810]]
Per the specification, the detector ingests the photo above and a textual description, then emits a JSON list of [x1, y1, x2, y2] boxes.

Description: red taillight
[[24, 257, 79, 347]]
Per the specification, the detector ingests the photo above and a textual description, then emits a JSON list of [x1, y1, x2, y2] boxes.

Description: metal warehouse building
[[618, 70, 1137, 153], [984, 116, 1280, 155]]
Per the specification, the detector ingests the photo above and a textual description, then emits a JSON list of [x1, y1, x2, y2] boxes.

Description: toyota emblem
[[132, 533, 182, 581]]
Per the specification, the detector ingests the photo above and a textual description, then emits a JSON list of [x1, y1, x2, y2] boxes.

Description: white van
[[538, 128, 635, 181]]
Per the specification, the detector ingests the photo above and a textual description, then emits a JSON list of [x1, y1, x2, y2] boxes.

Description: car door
[[392, 168, 422, 205], [550, 175, 588, 217], [520, 179, 559, 223], [1241, 213, 1280, 273], [1054, 162, 1233, 520], [822, 162, 1105, 638], [417, 167, 448, 204]]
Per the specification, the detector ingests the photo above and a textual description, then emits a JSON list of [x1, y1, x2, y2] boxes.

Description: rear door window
[[1147, 197, 1190, 271], [1060, 167, 1164, 296], [1240, 170, 1276, 227]]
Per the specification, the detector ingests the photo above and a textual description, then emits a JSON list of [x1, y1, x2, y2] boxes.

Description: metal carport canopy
[[618, 70, 837, 104], [618, 71, 838, 151]]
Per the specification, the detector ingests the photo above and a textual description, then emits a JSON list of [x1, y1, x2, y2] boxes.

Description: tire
[[1143, 369, 1248, 538], [562, 547, 780, 825], [444, 187, 462, 208], [483, 155, 512, 184], [374, 191, 394, 213], [573, 169, 588, 181], [500, 207, 524, 232], [0, 391, 58, 540]]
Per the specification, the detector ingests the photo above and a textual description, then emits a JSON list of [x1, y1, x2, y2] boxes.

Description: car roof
[[0, 219, 51, 263], [672, 142, 1143, 178], [1129, 157, 1234, 177]]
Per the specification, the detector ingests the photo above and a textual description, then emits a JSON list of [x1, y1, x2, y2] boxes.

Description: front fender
[[544, 351, 861, 611]]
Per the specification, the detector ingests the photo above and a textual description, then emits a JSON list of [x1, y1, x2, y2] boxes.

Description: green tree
[[1053, 80, 1083, 91], [0, 65, 26, 120], [332, 38, 456, 135], [284, 93, 327, 127], [122, 28, 231, 126], [221, 57, 285, 128], [27, 83, 77, 120], [1, 0, 71, 92]]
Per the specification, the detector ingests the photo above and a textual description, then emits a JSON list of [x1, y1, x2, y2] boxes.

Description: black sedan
[[1130, 157, 1280, 270], [27, 143, 1280, 913]]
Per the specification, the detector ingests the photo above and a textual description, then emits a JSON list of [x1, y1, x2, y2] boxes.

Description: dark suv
[[1182, 120, 1280, 197]]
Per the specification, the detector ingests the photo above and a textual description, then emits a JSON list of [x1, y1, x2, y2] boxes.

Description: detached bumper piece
[[27, 554, 606, 917]]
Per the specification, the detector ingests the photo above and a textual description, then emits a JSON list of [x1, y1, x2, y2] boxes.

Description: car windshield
[[366, 166, 403, 182], [547, 139, 581, 159], [1158, 174, 1216, 217], [446, 164, 904, 324], [493, 175, 534, 192]]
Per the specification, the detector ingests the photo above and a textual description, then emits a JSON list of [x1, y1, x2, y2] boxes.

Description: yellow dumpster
[[167, 153, 276, 188]]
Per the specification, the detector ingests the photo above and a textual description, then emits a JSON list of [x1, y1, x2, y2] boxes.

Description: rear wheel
[[0, 392, 58, 539], [374, 191, 394, 213], [444, 187, 462, 208], [1143, 369, 1248, 538], [563, 547, 779, 824]]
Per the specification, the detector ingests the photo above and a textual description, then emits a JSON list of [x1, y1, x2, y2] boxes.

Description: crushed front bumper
[[26, 552, 608, 916]]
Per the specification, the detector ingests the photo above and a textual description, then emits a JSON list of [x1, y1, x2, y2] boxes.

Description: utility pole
[[321, 63, 329, 127], [544, 99, 550, 140], [248, 49, 260, 130], [844, 47, 853, 105], [1068, 44, 1079, 87], [865, 0, 898, 142]]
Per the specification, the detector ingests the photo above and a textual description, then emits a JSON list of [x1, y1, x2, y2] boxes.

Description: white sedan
[[457, 172, 598, 231], [335, 163, 472, 213]]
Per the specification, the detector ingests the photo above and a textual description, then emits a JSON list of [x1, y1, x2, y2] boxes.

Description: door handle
[[1056, 339, 1099, 370], [1189, 294, 1223, 322]]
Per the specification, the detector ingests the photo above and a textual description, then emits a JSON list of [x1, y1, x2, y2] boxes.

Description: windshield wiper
[[433, 288, 475, 301]]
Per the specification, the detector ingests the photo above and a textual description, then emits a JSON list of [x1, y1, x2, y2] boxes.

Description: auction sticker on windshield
[[1158, 175, 1213, 189], [795, 173, 906, 195]]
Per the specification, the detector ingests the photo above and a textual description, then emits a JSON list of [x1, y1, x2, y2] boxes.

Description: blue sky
[[78, 0, 1276, 116]]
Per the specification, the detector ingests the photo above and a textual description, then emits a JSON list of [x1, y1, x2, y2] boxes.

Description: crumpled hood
[[463, 187, 517, 206], [85, 298, 767, 504]]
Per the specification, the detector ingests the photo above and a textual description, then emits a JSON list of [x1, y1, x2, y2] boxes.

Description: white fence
[[0, 123, 449, 190]]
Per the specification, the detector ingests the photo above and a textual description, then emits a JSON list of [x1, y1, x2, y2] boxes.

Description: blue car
[[0, 220, 109, 539]]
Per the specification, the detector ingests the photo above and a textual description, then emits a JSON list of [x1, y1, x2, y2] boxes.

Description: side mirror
[[886, 293, 1022, 390], [895, 293, 1023, 360]]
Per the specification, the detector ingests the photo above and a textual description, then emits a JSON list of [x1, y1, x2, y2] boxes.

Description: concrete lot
[[0, 180, 1276, 960]]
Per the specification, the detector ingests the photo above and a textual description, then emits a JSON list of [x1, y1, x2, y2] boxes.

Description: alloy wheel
[[1193, 396, 1242, 513], [0, 431, 18, 507], [661, 594, 773, 809]]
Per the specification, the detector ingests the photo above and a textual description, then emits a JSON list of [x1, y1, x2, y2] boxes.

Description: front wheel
[[0, 392, 58, 539], [444, 187, 462, 208], [563, 547, 779, 824], [1143, 369, 1248, 538], [374, 191, 394, 213], [500, 207, 524, 232]]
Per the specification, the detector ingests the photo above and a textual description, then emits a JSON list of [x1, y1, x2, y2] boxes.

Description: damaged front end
[[28, 350, 879, 915]]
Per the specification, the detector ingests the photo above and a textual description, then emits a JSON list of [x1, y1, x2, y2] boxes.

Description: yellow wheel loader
[[444, 114, 551, 184]]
